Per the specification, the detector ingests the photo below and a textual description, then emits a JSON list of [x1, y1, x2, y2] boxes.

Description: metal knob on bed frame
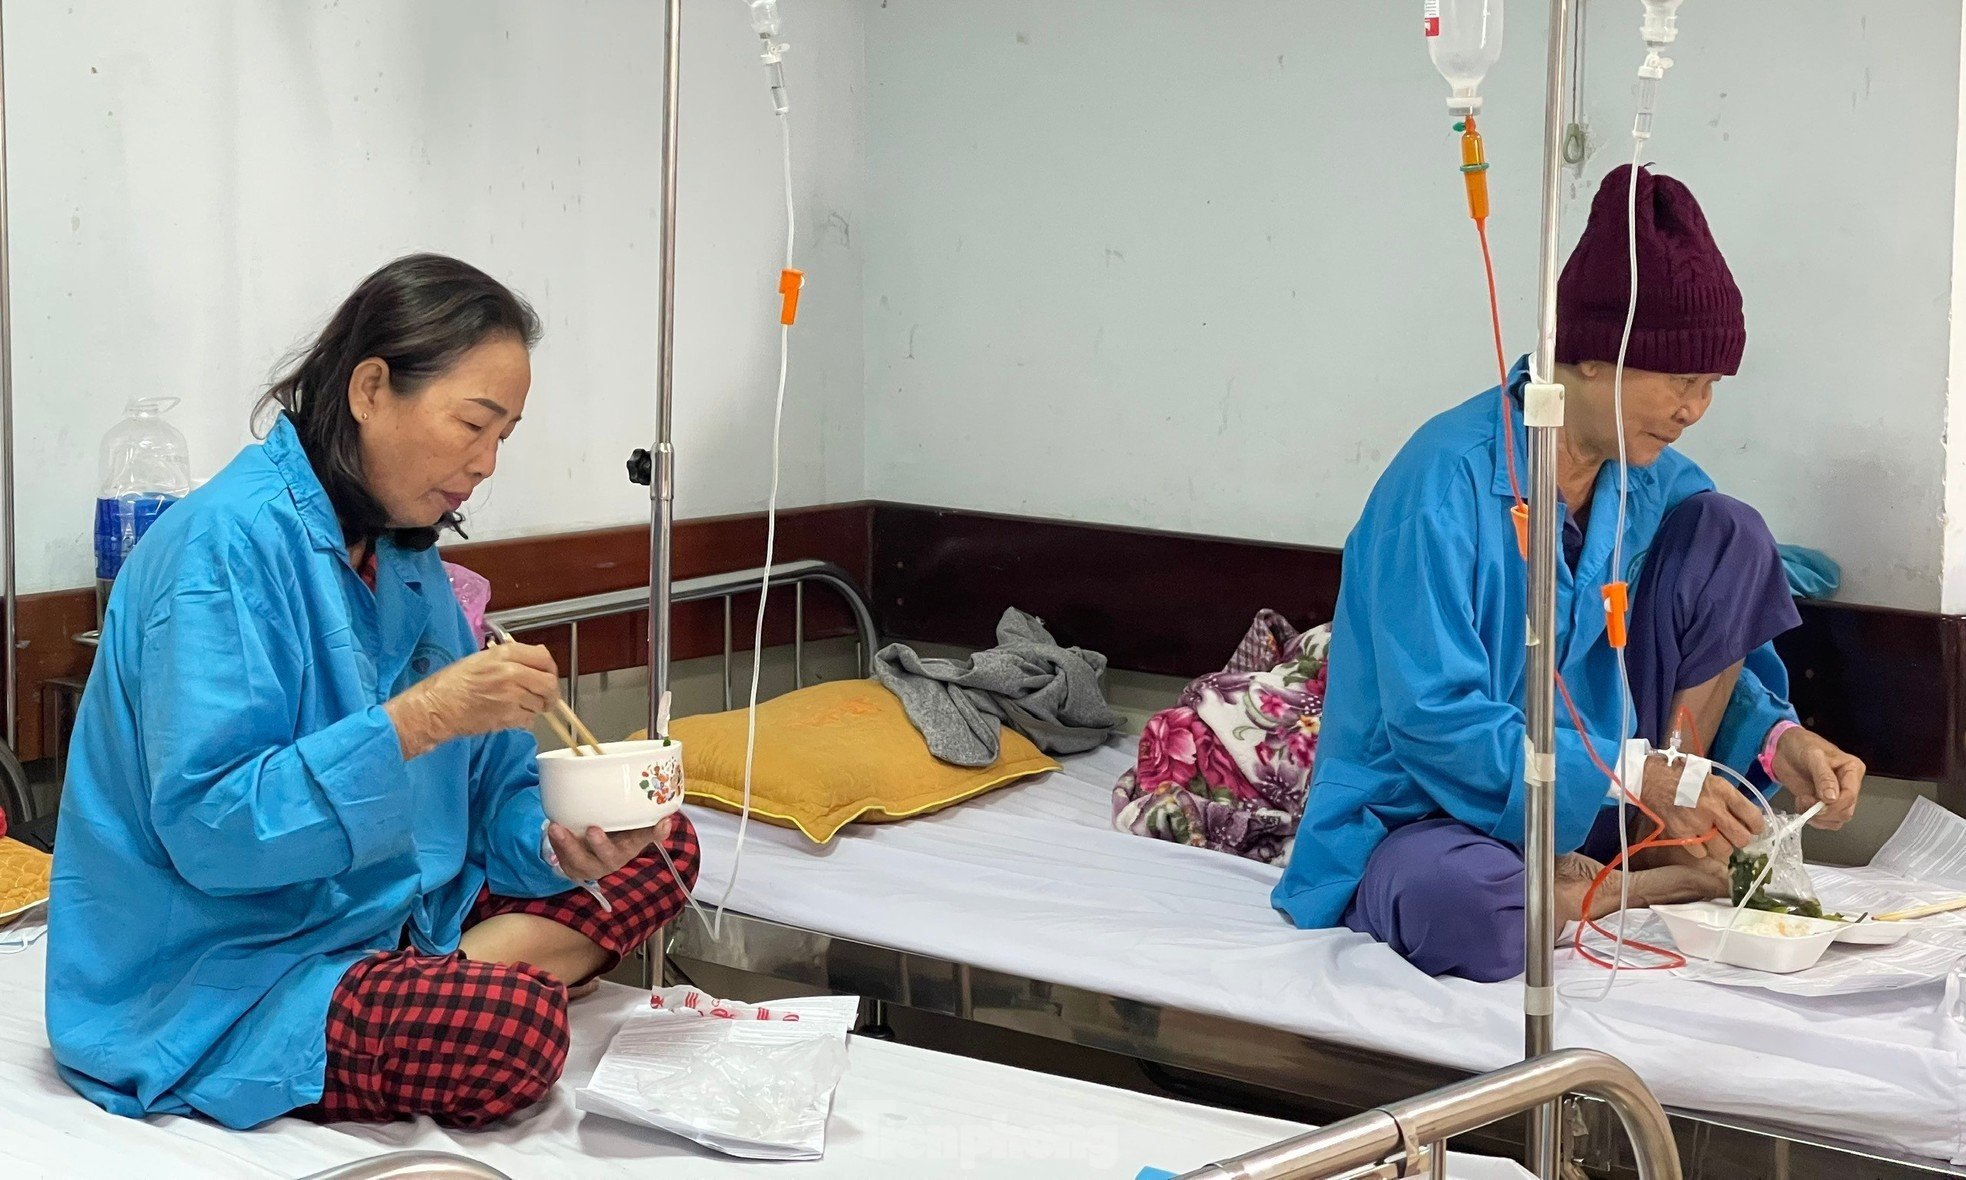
[[1164, 1049, 1680, 1180], [294, 1151, 514, 1180]]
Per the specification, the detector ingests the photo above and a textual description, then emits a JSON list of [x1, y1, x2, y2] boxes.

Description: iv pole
[[648, 0, 682, 745], [625, 0, 683, 993], [1523, 0, 1580, 1174], [0, 0, 17, 755]]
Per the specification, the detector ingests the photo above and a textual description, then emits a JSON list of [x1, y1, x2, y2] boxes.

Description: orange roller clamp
[[1603, 581, 1629, 649], [779, 268, 805, 326]]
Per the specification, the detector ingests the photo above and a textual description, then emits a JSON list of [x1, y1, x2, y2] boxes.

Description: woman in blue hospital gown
[[1271, 167, 1866, 982], [47, 255, 698, 1129]]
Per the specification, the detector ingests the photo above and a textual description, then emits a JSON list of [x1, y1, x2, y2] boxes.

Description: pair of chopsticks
[[486, 620, 614, 913], [485, 622, 606, 756], [1872, 897, 1966, 923]]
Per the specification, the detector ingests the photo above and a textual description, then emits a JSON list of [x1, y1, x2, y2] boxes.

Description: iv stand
[[0, 0, 17, 755], [1524, 0, 1580, 1175], [628, 0, 682, 992], [648, 0, 682, 743]]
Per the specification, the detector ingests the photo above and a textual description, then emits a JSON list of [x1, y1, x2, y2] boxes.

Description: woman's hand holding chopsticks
[[385, 641, 562, 759]]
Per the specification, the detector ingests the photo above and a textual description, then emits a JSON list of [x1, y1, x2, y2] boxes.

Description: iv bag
[[1426, 0, 1504, 113]]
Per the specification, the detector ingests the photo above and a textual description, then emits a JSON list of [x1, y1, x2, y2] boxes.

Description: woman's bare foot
[[1627, 860, 1728, 909], [1555, 852, 1614, 924], [1554, 851, 1728, 926]]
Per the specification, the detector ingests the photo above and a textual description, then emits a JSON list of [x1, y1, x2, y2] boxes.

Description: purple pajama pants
[[1342, 493, 1801, 982]]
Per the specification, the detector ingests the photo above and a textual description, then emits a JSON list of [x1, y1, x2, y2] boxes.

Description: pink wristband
[[1759, 720, 1800, 778]]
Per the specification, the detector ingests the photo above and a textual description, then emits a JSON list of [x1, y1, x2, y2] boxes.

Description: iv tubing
[[1488, 201, 1684, 980], [1474, 174, 1668, 978], [667, 3, 799, 945], [656, 829, 718, 938], [713, 111, 797, 939], [1577, 139, 1649, 996]]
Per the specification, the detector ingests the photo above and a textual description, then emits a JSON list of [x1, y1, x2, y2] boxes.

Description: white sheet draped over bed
[[688, 741, 1966, 1167]]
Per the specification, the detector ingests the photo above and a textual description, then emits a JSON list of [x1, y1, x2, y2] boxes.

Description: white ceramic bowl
[[1653, 901, 1843, 974], [539, 738, 685, 833]]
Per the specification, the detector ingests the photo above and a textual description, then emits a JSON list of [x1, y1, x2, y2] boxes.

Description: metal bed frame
[[295, 1154, 512, 1180], [1167, 1049, 1679, 1180], [484, 558, 877, 715]]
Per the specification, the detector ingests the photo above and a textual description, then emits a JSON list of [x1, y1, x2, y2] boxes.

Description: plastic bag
[[443, 562, 493, 646], [637, 1022, 848, 1142], [577, 989, 861, 1160], [1730, 811, 1826, 918]]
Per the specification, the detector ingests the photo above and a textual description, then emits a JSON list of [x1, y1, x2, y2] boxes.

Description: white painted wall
[[9, 1, 1961, 613], [861, 1, 1961, 611], [8, 0, 866, 594], [1944, 10, 1966, 616]]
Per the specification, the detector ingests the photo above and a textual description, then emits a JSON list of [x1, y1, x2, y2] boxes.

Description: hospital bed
[[474, 571, 1966, 1180], [0, 936, 1545, 1180]]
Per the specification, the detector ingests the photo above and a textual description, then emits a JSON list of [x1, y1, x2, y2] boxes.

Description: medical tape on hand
[[1675, 755, 1711, 809], [1616, 738, 1650, 802]]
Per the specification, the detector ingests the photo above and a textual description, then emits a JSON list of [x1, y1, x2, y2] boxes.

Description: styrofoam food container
[[539, 739, 685, 833], [1834, 919, 1914, 946], [1653, 901, 1843, 974]]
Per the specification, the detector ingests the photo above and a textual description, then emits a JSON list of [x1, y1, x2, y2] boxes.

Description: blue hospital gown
[[1271, 364, 1796, 930], [46, 414, 568, 1128]]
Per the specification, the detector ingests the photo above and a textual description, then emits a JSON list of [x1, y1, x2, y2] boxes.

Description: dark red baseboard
[[870, 503, 1965, 806], [18, 500, 1961, 813], [12, 504, 872, 762]]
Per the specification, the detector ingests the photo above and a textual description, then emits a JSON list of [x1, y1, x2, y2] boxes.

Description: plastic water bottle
[[1426, 0, 1505, 113], [94, 397, 190, 619]]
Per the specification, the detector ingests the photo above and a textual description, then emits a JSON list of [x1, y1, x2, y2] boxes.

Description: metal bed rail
[[295, 1152, 512, 1180], [40, 560, 876, 826], [1166, 1049, 1677, 1180], [483, 558, 878, 710], [69, 557, 878, 713]]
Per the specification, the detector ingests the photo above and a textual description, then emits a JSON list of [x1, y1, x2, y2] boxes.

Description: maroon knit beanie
[[1556, 164, 1745, 375]]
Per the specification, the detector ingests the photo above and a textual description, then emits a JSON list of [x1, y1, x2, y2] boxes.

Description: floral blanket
[[1111, 611, 1330, 864]]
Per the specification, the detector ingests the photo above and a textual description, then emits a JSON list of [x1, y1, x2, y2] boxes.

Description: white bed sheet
[[688, 741, 1966, 1166], [0, 939, 1529, 1180]]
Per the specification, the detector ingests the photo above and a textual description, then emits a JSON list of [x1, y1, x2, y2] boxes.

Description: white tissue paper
[[576, 986, 862, 1159]]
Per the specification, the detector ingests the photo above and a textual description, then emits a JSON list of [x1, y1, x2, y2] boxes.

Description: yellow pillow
[[0, 837, 51, 919], [657, 679, 1059, 843]]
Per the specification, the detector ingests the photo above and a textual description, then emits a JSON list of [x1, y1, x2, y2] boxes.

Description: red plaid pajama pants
[[299, 814, 700, 1128]]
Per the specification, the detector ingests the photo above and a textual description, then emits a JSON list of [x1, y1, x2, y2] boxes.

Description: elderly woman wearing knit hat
[[1269, 165, 1867, 982]]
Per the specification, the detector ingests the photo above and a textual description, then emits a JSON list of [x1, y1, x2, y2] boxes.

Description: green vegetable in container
[[1728, 848, 1838, 921]]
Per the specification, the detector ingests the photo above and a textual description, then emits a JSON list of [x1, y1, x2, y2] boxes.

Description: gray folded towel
[[873, 608, 1124, 767]]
